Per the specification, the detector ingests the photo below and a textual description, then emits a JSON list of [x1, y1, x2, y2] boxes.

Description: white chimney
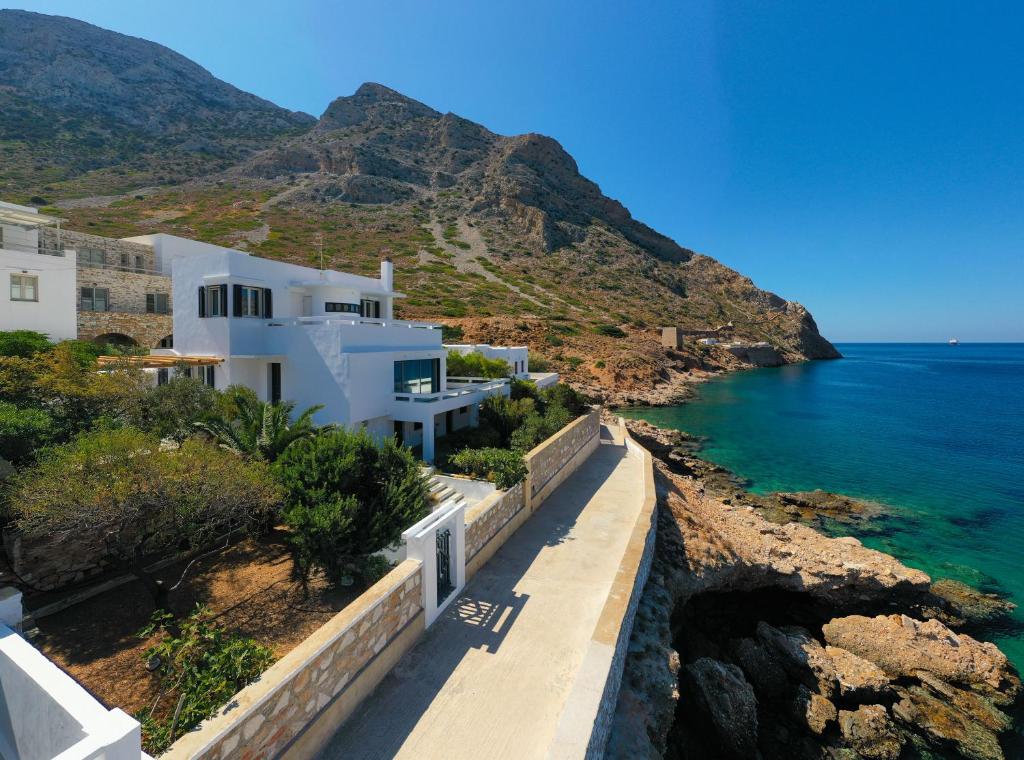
[[380, 257, 394, 291]]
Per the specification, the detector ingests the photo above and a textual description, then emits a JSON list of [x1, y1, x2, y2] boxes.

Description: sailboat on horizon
[[949, 338, 960, 345]]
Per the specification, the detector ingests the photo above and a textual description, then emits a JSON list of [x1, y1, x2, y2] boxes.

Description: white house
[[0, 202, 77, 341], [141, 234, 516, 462]]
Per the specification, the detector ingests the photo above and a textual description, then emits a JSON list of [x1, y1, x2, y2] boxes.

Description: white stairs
[[421, 466, 468, 512]]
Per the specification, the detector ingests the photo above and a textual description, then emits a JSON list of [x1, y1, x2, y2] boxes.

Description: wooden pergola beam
[[96, 355, 224, 368]]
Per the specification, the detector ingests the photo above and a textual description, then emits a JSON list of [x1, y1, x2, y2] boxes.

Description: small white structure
[[0, 201, 77, 341], [446, 343, 530, 377], [146, 234, 515, 462], [697, 337, 718, 346]]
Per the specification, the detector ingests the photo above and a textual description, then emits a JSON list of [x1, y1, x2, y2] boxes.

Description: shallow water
[[622, 343, 1024, 669]]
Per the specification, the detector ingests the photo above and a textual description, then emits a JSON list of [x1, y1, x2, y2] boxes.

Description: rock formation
[[607, 418, 1022, 760]]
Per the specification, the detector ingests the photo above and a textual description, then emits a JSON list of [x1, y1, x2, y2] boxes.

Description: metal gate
[[436, 527, 453, 603]]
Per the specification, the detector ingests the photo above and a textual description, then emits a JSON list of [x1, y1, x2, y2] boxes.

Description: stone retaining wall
[[164, 560, 424, 760], [527, 410, 601, 507], [464, 481, 526, 563], [3, 529, 112, 592]]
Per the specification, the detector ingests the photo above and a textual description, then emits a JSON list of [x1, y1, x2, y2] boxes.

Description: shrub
[[448, 447, 527, 489], [0, 330, 52, 358], [594, 324, 627, 338], [127, 374, 219, 442], [275, 429, 429, 586], [509, 404, 573, 453], [528, 355, 552, 372], [0, 402, 52, 464], [11, 429, 281, 607], [137, 606, 274, 753], [542, 383, 590, 417], [479, 395, 534, 445], [441, 324, 465, 342], [510, 377, 541, 402], [445, 350, 511, 379]]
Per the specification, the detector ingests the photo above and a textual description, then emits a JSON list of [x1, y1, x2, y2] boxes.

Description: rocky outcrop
[[607, 439, 1023, 760]]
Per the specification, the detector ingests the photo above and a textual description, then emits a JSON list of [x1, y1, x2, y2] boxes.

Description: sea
[[621, 343, 1024, 671]]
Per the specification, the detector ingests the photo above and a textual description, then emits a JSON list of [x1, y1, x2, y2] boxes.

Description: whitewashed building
[[144, 234, 516, 462], [0, 201, 78, 341]]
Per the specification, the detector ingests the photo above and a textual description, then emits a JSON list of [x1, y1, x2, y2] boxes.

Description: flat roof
[[0, 206, 61, 228]]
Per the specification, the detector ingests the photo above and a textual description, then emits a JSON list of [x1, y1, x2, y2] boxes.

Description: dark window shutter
[[198, 286, 206, 318], [146, 293, 155, 313], [219, 284, 228, 317], [233, 284, 243, 317], [264, 288, 273, 318]]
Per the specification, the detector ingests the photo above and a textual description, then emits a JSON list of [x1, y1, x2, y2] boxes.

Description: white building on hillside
[[0, 201, 77, 341], [141, 234, 518, 462], [445, 342, 559, 389]]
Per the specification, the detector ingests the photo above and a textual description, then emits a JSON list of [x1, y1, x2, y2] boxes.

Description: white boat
[[949, 338, 960, 345]]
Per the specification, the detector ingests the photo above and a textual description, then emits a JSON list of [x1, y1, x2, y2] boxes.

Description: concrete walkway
[[318, 430, 644, 760]]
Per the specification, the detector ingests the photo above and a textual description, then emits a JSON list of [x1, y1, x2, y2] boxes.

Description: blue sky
[[11, 0, 1024, 341]]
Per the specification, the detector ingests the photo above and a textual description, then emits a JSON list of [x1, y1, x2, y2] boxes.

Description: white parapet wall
[[0, 623, 143, 760]]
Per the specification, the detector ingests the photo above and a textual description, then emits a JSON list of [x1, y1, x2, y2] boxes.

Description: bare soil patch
[[31, 529, 359, 720]]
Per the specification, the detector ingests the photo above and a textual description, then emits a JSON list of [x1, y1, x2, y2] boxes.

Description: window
[[146, 293, 170, 314], [158, 335, 174, 348], [157, 368, 169, 386], [393, 358, 441, 394], [233, 284, 272, 318], [10, 274, 38, 302], [325, 302, 361, 314], [203, 365, 215, 388], [135, 255, 145, 272], [199, 285, 227, 317], [459, 406, 468, 414], [360, 298, 381, 319], [81, 287, 109, 311], [79, 248, 105, 268], [120, 253, 129, 271]]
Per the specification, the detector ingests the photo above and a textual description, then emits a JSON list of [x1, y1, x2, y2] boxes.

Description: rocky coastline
[[607, 416, 1023, 760]]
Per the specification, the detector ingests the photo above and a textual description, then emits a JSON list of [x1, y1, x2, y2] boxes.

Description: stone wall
[[78, 309, 173, 349], [3, 529, 112, 591], [41, 228, 157, 271], [527, 410, 601, 507], [464, 482, 526, 568], [164, 560, 424, 760]]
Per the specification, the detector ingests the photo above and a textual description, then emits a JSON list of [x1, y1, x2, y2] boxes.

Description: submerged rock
[[682, 658, 759, 759], [930, 578, 1017, 627]]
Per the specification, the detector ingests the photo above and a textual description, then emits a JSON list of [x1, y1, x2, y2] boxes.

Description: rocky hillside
[[0, 12, 840, 401], [0, 10, 313, 197]]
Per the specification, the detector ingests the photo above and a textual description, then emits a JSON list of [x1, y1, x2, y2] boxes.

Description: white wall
[[446, 343, 530, 376], [0, 247, 78, 341]]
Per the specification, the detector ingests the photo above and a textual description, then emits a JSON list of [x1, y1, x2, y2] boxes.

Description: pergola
[[0, 205, 63, 247], [96, 355, 223, 368]]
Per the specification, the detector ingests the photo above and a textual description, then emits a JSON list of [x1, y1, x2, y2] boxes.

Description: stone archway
[[92, 332, 138, 348]]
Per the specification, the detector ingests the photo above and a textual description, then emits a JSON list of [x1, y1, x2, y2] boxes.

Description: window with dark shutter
[[146, 293, 155, 313], [198, 286, 206, 317], [233, 284, 243, 317], [264, 289, 273, 318]]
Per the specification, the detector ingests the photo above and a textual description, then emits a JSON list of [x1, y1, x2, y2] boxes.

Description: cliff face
[[1, 12, 840, 397]]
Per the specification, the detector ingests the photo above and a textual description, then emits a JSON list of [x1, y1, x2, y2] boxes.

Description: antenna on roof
[[315, 232, 325, 274]]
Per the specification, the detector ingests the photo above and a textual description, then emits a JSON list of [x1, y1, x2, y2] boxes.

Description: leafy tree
[[275, 428, 429, 586], [0, 330, 53, 358], [446, 350, 512, 379], [10, 428, 281, 608], [195, 390, 323, 462], [128, 373, 219, 442], [448, 447, 527, 489], [0, 401, 52, 464], [137, 606, 274, 754], [541, 383, 590, 417]]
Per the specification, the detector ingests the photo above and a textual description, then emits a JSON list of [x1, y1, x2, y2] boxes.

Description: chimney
[[380, 256, 394, 291]]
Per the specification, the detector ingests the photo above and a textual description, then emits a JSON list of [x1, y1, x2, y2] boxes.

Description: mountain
[[0, 10, 314, 196], [0, 12, 839, 402]]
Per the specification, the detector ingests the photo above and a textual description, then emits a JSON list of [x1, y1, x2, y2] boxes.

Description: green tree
[[275, 428, 429, 586], [478, 395, 534, 445], [446, 350, 512, 378], [10, 428, 281, 608], [0, 401, 52, 464], [195, 390, 323, 462], [128, 373, 219, 442], [0, 330, 52, 358]]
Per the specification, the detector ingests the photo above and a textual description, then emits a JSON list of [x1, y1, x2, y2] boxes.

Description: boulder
[[824, 645, 891, 702], [837, 705, 903, 760], [930, 578, 1016, 627], [822, 614, 1021, 703], [892, 685, 1005, 760], [683, 657, 759, 759], [756, 622, 838, 699], [729, 636, 790, 699], [792, 684, 837, 736]]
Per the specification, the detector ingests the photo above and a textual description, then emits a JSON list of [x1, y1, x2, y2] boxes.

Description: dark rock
[[683, 657, 759, 759], [756, 622, 839, 699]]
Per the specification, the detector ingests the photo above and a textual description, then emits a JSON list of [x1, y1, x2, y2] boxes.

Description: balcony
[[0, 240, 66, 258], [267, 316, 440, 331], [394, 377, 509, 404]]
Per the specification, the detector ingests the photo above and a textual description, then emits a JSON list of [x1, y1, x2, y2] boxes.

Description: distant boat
[[949, 338, 960, 345]]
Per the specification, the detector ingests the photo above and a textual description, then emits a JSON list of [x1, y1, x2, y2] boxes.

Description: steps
[[422, 467, 467, 512]]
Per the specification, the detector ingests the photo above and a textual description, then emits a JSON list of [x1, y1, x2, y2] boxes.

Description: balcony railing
[[267, 316, 440, 330], [394, 377, 509, 404], [0, 240, 66, 257]]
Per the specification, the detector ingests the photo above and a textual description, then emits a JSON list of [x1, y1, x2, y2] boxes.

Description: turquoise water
[[623, 343, 1024, 669]]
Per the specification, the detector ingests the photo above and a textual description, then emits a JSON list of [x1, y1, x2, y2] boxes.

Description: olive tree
[[10, 428, 281, 610]]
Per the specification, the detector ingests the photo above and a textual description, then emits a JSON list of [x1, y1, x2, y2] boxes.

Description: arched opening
[[156, 334, 174, 349], [92, 332, 138, 348]]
